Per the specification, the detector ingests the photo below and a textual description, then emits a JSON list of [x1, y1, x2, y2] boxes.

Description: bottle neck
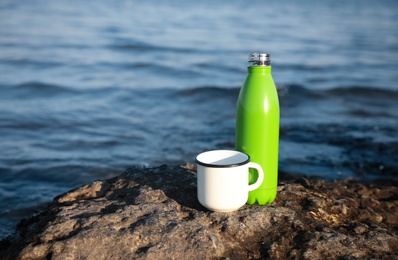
[[248, 65, 272, 74]]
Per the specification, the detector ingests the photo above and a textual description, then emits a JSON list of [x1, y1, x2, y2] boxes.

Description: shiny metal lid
[[248, 53, 271, 66]]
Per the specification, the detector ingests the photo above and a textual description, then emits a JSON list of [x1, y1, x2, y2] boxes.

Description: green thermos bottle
[[236, 53, 280, 205]]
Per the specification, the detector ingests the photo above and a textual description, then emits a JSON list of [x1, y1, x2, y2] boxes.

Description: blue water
[[1, 0, 398, 238]]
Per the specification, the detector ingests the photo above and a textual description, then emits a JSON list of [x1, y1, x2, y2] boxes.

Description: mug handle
[[247, 162, 264, 191]]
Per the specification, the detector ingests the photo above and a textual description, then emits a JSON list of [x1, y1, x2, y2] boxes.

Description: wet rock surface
[[1, 165, 397, 259]]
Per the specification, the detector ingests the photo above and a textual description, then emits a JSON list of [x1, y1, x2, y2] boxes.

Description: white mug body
[[196, 150, 264, 212], [197, 164, 249, 212]]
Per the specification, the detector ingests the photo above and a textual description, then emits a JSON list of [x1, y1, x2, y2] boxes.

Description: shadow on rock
[[116, 165, 206, 211]]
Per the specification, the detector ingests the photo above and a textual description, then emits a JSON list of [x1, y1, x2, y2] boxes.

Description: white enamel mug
[[196, 150, 264, 212]]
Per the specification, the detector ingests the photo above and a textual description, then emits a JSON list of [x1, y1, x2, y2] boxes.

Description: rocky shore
[[1, 165, 397, 259]]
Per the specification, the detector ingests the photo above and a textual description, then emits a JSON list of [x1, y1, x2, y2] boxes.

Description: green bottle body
[[236, 65, 280, 205]]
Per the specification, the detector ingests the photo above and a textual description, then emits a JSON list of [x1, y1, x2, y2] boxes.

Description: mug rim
[[195, 150, 250, 168]]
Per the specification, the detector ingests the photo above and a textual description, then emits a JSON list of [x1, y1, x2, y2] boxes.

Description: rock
[[294, 177, 311, 189], [1, 165, 397, 259]]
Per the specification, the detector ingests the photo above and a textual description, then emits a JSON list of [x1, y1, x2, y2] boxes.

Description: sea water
[[1, 0, 397, 238]]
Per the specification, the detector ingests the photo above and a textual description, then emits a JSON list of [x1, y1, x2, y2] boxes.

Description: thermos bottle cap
[[248, 53, 271, 66]]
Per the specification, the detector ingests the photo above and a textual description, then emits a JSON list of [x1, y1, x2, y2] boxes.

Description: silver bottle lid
[[248, 53, 270, 66]]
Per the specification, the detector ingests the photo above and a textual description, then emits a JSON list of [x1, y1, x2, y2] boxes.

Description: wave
[[174, 84, 398, 120], [8, 82, 79, 97], [6, 81, 398, 104], [0, 82, 82, 103], [174, 86, 240, 104], [277, 84, 398, 101], [176, 85, 239, 96], [1, 58, 64, 68], [277, 64, 330, 72], [325, 86, 398, 99], [108, 38, 198, 53], [16, 82, 74, 91], [173, 84, 398, 102]]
